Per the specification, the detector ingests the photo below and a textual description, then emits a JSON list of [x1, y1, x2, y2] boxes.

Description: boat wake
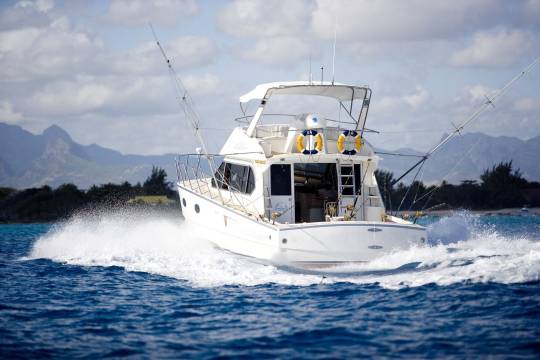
[[27, 211, 540, 289]]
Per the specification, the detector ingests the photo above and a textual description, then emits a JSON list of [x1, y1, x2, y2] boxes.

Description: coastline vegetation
[[1, 162, 538, 223], [0, 167, 177, 223], [376, 161, 540, 212]]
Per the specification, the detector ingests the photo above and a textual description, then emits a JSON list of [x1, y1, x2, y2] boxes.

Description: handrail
[[175, 154, 260, 219], [234, 113, 297, 124], [233, 113, 373, 129]]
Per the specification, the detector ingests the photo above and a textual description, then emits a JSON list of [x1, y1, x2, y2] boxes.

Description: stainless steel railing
[[175, 154, 259, 217]]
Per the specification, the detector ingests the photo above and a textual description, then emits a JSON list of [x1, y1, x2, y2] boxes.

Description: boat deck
[[179, 178, 258, 217]]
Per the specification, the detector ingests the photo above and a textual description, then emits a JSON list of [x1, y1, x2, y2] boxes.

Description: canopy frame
[[242, 82, 372, 137]]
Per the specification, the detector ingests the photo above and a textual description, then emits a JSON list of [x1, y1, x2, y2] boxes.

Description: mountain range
[[0, 122, 539, 189], [0, 123, 176, 189], [376, 132, 540, 184]]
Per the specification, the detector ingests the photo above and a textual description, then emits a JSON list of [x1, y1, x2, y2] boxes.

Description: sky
[[0, 0, 539, 155]]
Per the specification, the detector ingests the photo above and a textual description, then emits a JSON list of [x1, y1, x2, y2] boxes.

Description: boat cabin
[[177, 81, 386, 225]]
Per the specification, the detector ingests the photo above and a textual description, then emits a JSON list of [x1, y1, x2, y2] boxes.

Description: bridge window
[[212, 162, 255, 194]]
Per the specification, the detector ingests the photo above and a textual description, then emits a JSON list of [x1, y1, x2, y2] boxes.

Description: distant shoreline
[[0, 205, 182, 225], [422, 207, 540, 217]]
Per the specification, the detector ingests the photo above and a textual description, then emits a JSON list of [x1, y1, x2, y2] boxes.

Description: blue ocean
[[1, 212, 539, 358]]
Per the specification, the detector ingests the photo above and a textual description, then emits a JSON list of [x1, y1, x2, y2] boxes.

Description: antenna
[[331, 25, 337, 85], [391, 57, 540, 186], [309, 55, 312, 85]]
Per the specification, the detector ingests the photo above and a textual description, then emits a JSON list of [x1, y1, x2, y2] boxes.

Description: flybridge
[[239, 81, 373, 138], [239, 81, 370, 103]]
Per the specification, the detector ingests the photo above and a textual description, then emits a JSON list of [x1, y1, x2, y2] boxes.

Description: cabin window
[[229, 164, 255, 194], [212, 162, 231, 189], [212, 162, 255, 194], [270, 164, 291, 196]]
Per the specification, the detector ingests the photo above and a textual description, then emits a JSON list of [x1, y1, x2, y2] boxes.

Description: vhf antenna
[[331, 25, 337, 85], [309, 54, 312, 85]]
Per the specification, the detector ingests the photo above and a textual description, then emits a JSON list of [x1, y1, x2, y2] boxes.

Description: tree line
[[375, 161, 540, 211], [1, 161, 538, 223], [0, 167, 177, 223]]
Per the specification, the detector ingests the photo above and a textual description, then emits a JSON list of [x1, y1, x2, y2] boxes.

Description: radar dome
[[298, 113, 326, 129]]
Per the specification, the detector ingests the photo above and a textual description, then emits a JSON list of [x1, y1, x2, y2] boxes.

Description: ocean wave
[[26, 211, 540, 289]]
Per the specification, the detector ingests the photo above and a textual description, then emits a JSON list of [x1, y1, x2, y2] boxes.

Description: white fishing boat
[[175, 81, 427, 268], [150, 27, 538, 269]]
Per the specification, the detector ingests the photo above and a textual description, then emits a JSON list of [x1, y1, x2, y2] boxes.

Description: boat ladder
[[337, 163, 356, 215], [263, 188, 274, 220]]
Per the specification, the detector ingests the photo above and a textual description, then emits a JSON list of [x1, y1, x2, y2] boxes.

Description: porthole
[[182, 198, 186, 207], [195, 204, 200, 213]]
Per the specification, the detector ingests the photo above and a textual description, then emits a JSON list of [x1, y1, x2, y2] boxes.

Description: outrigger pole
[[149, 24, 224, 203], [391, 57, 540, 186]]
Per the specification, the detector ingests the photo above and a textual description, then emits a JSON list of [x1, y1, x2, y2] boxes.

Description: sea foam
[[27, 211, 540, 289]]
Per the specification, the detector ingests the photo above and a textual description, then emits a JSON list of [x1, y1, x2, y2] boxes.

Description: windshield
[[238, 94, 366, 130]]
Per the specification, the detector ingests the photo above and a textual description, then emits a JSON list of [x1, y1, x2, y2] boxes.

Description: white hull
[[178, 184, 427, 268]]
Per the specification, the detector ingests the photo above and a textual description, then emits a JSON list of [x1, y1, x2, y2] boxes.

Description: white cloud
[[25, 72, 223, 118], [0, 0, 55, 30], [373, 86, 430, 112], [311, 0, 506, 42], [241, 36, 312, 66], [373, 96, 402, 113], [217, 0, 540, 67], [0, 23, 102, 81], [69, 112, 200, 155], [0, 100, 22, 123], [524, 0, 540, 26], [438, 83, 539, 143], [183, 73, 223, 96], [450, 29, 537, 67], [218, 0, 313, 38], [0, 16, 215, 81], [447, 84, 499, 126], [103, 0, 198, 27], [17, 0, 55, 13], [0, 0, 538, 156], [463, 84, 496, 103], [514, 97, 540, 112], [404, 86, 429, 108], [219, 0, 505, 43], [345, 39, 455, 65], [216, 0, 319, 66], [165, 36, 217, 67], [29, 79, 114, 116], [106, 36, 217, 75]]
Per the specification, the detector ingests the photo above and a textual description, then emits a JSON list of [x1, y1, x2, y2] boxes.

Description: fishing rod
[[149, 24, 224, 203], [391, 57, 540, 186]]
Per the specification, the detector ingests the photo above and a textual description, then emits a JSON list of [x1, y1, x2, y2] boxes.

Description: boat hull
[[178, 184, 427, 268]]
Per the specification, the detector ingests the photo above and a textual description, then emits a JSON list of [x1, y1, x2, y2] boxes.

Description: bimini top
[[239, 81, 370, 104]]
